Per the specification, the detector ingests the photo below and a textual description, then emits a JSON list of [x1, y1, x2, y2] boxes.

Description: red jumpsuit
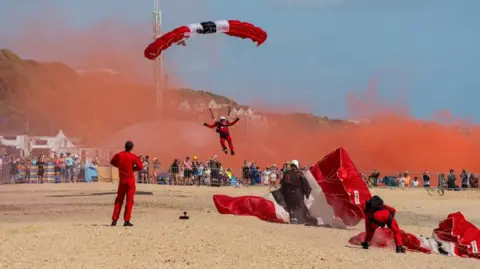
[[110, 151, 143, 222], [204, 118, 240, 152], [365, 204, 403, 247]]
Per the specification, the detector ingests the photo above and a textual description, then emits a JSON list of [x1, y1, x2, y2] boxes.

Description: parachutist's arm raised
[[204, 122, 216, 128], [226, 118, 240, 126]]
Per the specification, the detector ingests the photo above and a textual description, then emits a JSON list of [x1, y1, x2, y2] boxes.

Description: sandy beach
[[0, 183, 479, 269]]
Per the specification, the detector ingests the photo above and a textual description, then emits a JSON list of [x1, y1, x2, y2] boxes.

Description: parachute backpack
[[364, 195, 394, 229]]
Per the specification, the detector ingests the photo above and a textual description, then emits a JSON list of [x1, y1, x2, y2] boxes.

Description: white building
[[245, 108, 254, 117], [178, 100, 192, 112], [207, 99, 231, 110], [0, 130, 77, 156], [193, 99, 207, 112], [236, 108, 245, 117], [207, 100, 221, 110], [229, 107, 256, 118]]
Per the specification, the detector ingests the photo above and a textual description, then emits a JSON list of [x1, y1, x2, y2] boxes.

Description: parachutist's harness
[[215, 121, 230, 138]]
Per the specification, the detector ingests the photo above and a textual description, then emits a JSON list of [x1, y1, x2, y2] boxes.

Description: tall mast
[[152, 0, 163, 111]]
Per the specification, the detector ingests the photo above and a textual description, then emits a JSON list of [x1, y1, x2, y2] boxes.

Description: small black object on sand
[[179, 211, 189, 220]]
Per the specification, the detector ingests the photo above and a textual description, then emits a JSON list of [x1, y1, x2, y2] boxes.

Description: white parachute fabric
[[304, 170, 346, 229]]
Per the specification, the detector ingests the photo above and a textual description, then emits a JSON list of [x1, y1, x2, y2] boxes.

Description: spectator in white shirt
[[262, 167, 270, 185], [268, 165, 278, 191], [412, 177, 419, 187], [183, 157, 193, 185]]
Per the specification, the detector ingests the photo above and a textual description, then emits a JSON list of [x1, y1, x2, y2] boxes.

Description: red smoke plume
[[3, 5, 480, 183]]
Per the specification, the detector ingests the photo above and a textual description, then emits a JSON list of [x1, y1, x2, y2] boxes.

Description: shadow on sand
[[45, 191, 154, 198]]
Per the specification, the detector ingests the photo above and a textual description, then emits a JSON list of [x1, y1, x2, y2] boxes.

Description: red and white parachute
[[145, 20, 267, 60], [213, 147, 372, 228], [349, 212, 480, 259]]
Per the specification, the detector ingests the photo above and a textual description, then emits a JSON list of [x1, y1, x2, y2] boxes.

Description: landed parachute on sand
[[144, 20, 267, 60], [213, 147, 372, 228], [349, 212, 480, 259]]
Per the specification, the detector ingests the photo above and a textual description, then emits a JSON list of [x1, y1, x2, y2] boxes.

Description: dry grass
[[0, 183, 479, 269]]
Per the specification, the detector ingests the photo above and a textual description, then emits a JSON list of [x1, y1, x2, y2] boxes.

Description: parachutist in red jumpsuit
[[362, 195, 406, 253], [204, 116, 240, 155], [110, 140, 143, 227]]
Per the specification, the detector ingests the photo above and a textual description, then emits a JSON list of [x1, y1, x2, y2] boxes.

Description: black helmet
[[364, 195, 384, 214]]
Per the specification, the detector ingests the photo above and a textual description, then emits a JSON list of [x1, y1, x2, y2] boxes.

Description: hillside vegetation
[[0, 49, 345, 140]]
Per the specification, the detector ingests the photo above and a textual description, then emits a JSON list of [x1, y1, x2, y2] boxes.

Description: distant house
[[229, 108, 238, 118], [0, 130, 77, 156], [245, 108, 254, 117], [178, 100, 192, 112], [218, 103, 230, 109], [228, 106, 258, 118], [208, 100, 220, 110], [208, 99, 233, 110], [236, 108, 245, 117], [192, 99, 207, 112]]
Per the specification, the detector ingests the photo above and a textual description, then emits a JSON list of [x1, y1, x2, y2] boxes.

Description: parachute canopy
[[144, 20, 267, 60], [308, 147, 372, 226], [213, 147, 371, 228], [349, 212, 480, 259]]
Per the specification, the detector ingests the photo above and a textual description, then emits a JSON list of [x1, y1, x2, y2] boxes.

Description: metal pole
[[153, 0, 163, 112], [24, 87, 29, 135]]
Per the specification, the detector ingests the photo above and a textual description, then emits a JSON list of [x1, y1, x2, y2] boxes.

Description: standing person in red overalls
[[110, 140, 143, 227]]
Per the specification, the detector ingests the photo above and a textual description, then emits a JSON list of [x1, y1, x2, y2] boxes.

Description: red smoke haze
[[4, 9, 480, 182]]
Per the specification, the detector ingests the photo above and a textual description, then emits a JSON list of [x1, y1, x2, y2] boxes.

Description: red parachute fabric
[[212, 147, 371, 228], [224, 20, 267, 46], [144, 20, 267, 60], [309, 147, 372, 226], [348, 229, 432, 254], [434, 212, 480, 258], [349, 212, 480, 259], [145, 26, 190, 60], [213, 194, 285, 223]]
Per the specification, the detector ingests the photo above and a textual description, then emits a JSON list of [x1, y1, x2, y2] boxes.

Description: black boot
[[231, 151, 235, 155], [111, 220, 117, 226], [396, 246, 406, 253], [223, 148, 228, 154], [124, 221, 134, 227]]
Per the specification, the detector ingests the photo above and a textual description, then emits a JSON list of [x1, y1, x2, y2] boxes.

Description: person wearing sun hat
[[192, 156, 200, 185]]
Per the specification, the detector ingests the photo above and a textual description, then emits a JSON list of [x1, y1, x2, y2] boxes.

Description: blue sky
[[0, 0, 479, 120]]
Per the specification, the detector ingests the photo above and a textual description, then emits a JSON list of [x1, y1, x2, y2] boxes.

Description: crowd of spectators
[[0, 153, 98, 184], [132, 154, 311, 188], [2, 151, 480, 191], [365, 169, 479, 190]]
